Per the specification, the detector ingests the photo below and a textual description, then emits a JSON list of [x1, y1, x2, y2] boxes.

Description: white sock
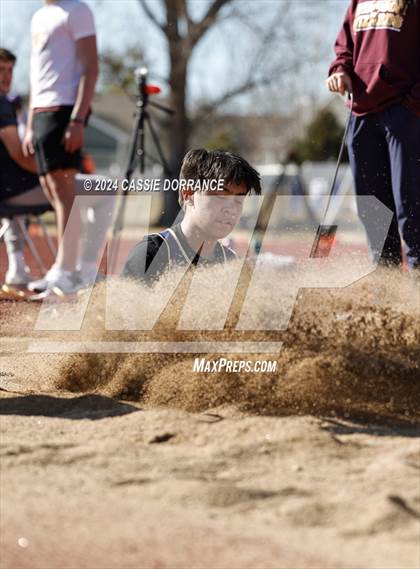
[[48, 269, 77, 286], [46, 263, 60, 277], [45, 265, 74, 282]]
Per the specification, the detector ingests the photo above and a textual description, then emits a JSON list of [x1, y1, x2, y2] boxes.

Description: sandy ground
[[1, 264, 419, 569], [1, 395, 419, 569]]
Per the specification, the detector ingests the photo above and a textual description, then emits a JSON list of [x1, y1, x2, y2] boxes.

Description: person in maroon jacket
[[327, 0, 420, 270]]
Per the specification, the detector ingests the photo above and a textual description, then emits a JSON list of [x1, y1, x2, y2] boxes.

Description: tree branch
[[191, 55, 320, 128], [138, 0, 165, 32], [195, 79, 258, 120], [191, 0, 317, 127], [189, 0, 234, 47]]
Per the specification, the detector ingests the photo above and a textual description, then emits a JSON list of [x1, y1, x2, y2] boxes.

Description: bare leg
[[43, 168, 80, 271], [39, 175, 54, 205], [76, 176, 116, 266]]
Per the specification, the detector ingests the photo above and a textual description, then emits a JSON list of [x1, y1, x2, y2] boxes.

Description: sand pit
[[1, 263, 419, 568], [13, 262, 419, 424]]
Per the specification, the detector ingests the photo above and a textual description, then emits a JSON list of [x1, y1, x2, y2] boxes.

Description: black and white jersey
[[122, 223, 237, 284]]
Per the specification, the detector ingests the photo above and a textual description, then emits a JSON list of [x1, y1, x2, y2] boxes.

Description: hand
[[62, 121, 84, 153], [327, 72, 353, 95], [22, 129, 35, 157]]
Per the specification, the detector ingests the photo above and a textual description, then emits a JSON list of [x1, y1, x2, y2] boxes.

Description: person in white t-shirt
[[22, 0, 98, 294]]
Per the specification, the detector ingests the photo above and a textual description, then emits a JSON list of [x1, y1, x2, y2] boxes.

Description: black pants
[[347, 104, 420, 269]]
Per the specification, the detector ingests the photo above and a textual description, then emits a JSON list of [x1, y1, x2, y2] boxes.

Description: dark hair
[[0, 48, 16, 64], [179, 148, 261, 205]]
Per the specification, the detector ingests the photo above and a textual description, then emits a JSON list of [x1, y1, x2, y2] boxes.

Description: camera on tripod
[[128, 66, 173, 175], [109, 67, 174, 272], [134, 67, 161, 98]]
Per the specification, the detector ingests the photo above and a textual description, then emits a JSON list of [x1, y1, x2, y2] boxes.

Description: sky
[[0, 0, 349, 113]]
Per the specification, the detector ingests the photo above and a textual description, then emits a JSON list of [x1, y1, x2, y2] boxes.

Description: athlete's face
[[0, 60, 13, 95], [187, 181, 247, 240]]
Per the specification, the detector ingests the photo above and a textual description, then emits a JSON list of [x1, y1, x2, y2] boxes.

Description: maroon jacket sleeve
[[328, 1, 355, 77]]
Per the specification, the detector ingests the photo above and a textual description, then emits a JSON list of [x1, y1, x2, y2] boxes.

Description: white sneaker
[[77, 266, 106, 289], [5, 266, 32, 286], [27, 265, 61, 293], [47, 270, 82, 295]]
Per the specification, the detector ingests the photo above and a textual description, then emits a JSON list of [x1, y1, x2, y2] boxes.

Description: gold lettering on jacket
[[354, 0, 408, 32]]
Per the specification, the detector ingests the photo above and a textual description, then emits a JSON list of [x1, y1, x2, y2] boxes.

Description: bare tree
[[138, 1, 231, 173], [136, 0, 329, 222]]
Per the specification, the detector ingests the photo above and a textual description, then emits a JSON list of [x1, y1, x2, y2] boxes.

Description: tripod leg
[[109, 105, 145, 274], [146, 114, 171, 176], [125, 110, 143, 179]]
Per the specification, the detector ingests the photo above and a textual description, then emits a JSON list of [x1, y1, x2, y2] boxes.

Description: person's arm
[[327, 1, 355, 95], [0, 125, 38, 173], [62, 35, 99, 153]]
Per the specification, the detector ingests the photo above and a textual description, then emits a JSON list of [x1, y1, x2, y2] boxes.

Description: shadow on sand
[[0, 393, 139, 420], [319, 417, 420, 439]]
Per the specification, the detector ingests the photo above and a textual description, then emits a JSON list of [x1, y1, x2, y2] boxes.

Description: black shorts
[[32, 106, 82, 175]]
